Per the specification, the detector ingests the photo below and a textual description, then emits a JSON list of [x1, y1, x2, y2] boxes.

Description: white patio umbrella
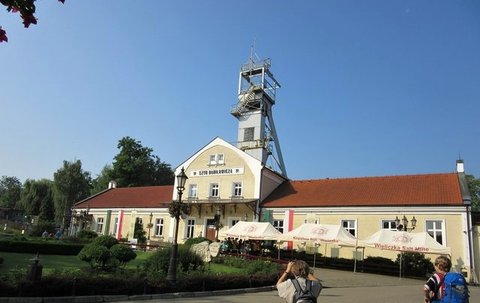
[[278, 223, 358, 246], [359, 229, 451, 278], [278, 223, 359, 269], [219, 221, 282, 240], [359, 229, 451, 254]]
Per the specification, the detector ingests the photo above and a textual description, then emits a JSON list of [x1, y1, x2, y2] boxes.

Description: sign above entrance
[[190, 167, 244, 177]]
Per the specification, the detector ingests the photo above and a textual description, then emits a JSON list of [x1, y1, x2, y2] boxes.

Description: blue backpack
[[434, 272, 469, 303]]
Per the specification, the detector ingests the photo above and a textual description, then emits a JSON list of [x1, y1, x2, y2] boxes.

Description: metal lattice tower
[[230, 53, 287, 178]]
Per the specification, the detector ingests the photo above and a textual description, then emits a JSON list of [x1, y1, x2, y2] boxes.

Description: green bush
[[110, 244, 137, 266], [0, 255, 3, 265], [78, 244, 111, 269], [144, 244, 204, 276], [143, 247, 171, 275], [396, 252, 434, 277], [212, 255, 280, 275], [92, 235, 118, 248], [178, 245, 204, 272], [0, 239, 84, 255], [0, 269, 277, 297], [76, 230, 98, 239], [364, 256, 396, 265], [77, 236, 136, 271]]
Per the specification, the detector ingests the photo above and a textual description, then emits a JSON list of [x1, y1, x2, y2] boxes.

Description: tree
[[0, 176, 22, 209], [133, 218, 147, 244], [20, 179, 55, 221], [0, 0, 65, 43], [90, 164, 114, 195], [38, 181, 55, 221], [466, 174, 480, 211], [53, 160, 92, 228], [112, 136, 174, 187]]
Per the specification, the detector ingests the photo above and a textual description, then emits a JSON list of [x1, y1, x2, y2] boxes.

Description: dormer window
[[209, 153, 225, 165]]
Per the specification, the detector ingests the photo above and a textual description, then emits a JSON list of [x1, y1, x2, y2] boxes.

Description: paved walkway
[[114, 268, 478, 303]]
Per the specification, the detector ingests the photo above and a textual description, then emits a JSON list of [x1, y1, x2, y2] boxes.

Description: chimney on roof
[[108, 180, 117, 189], [456, 159, 465, 173]]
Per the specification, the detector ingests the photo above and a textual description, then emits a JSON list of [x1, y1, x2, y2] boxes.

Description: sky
[[1, 0, 479, 183]]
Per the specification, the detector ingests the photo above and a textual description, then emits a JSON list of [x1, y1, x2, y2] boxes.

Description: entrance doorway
[[206, 219, 217, 241]]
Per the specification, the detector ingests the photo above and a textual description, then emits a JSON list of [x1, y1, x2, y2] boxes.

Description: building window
[[232, 182, 242, 197], [426, 220, 445, 245], [186, 219, 195, 238], [209, 153, 225, 165], [136, 217, 143, 225], [244, 127, 254, 141], [341, 220, 357, 237], [210, 183, 219, 197], [273, 220, 284, 233], [96, 217, 104, 233], [154, 218, 164, 236], [189, 184, 198, 198], [304, 216, 318, 224], [230, 219, 240, 228], [382, 220, 397, 230]]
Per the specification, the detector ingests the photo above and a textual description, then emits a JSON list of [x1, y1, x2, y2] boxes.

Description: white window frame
[[426, 220, 445, 245], [154, 218, 164, 237], [210, 183, 219, 197], [273, 219, 284, 233], [341, 219, 357, 237], [382, 219, 397, 231], [96, 217, 104, 233], [189, 184, 198, 198], [186, 219, 195, 238], [232, 182, 242, 197], [209, 153, 225, 165]]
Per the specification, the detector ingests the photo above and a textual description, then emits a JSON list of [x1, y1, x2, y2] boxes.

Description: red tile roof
[[262, 173, 464, 207], [73, 185, 174, 209]]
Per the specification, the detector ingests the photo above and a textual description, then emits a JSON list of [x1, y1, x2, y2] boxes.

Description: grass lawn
[[0, 251, 153, 274], [0, 252, 88, 274], [0, 251, 244, 275]]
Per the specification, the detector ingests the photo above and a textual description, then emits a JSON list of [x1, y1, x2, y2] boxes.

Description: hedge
[[0, 272, 277, 297], [0, 239, 84, 255]]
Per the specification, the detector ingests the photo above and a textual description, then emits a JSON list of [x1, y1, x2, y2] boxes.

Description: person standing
[[276, 260, 322, 303], [424, 255, 451, 302]]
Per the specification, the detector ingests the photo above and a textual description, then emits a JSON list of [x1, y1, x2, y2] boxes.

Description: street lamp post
[[166, 167, 188, 286], [395, 215, 416, 279], [395, 215, 417, 231]]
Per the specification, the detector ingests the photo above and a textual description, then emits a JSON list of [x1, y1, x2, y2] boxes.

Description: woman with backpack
[[276, 260, 323, 303]]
